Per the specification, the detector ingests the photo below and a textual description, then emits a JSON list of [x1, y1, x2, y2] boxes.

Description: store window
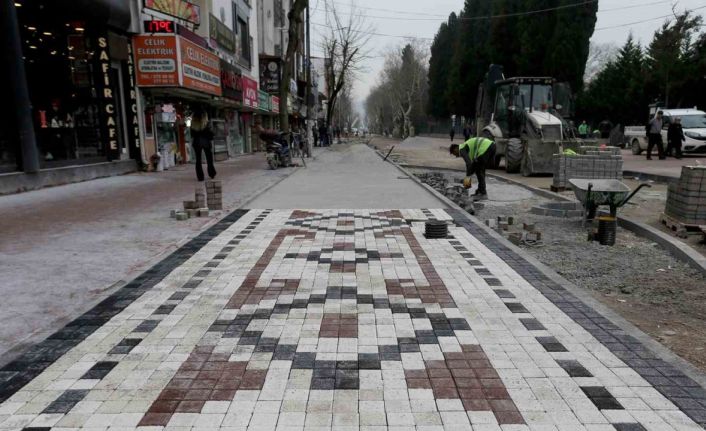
[[17, 2, 121, 167]]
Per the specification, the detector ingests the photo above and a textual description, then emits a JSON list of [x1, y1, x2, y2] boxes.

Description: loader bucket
[[522, 139, 582, 176]]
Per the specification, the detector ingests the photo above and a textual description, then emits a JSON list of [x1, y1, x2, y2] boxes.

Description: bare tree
[[382, 41, 429, 138], [279, 0, 308, 133], [321, 2, 372, 128], [584, 42, 619, 83]]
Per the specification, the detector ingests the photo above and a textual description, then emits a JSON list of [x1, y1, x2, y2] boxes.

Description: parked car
[[624, 108, 706, 155]]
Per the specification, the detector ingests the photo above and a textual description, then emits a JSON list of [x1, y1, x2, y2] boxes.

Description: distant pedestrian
[[646, 110, 665, 160], [449, 127, 455, 142], [463, 125, 471, 141], [667, 117, 685, 159], [312, 126, 319, 147], [190, 109, 217, 181], [578, 120, 589, 139]]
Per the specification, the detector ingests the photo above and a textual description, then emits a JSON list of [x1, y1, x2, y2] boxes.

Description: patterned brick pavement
[[0, 209, 704, 430]]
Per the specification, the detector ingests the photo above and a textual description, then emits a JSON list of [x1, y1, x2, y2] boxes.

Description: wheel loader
[[475, 65, 586, 176]]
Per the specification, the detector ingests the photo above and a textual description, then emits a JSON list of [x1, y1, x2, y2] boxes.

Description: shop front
[[240, 76, 260, 152], [219, 59, 247, 158], [133, 33, 224, 170], [2, 0, 140, 188]]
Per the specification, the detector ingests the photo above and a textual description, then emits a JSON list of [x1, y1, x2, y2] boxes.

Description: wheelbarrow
[[569, 179, 651, 225], [569, 179, 652, 245]]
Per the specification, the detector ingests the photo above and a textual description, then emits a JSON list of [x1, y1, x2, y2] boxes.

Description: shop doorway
[[111, 61, 129, 160]]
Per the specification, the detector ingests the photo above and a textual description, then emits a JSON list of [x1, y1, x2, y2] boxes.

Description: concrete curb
[[624, 170, 678, 184], [373, 149, 706, 389]]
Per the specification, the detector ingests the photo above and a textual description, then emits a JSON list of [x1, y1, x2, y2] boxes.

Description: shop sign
[[94, 35, 120, 160], [271, 95, 280, 114], [133, 35, 179, 87], [242, 76, 258, 109], [143, 20, 176, 33], [209, 14, 235, 53], [220, 59, 242, 101], [259, 57, 281, 94], [145, 0, 201, 25], [180, 37, 222, 96], [124, 40, 142, 159], [258, 90, 270, 111]]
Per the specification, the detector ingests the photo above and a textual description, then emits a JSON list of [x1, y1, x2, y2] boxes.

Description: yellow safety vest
[[460, 137, 493, 161]]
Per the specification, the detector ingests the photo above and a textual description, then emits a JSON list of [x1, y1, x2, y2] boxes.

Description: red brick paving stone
[[433, 387, 459, 398], [405, 369, 428, 379], [407, 379, 432, 389], [463, 398, 491, 411], [428, 368, 452, 378], [210, 389, 237, 401], [148, 400, 179, 413], [458, 388, 485, 399], [290, 210, 320, 219], [495, 410, 525, 425], [138, 413, 173, 426], [176, 400, 205, 413]]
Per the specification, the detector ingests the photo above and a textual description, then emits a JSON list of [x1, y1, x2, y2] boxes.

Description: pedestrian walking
[[646, 110, 665, 160], [449, 136, 496, 201], [449, 127, 455, 142], [312, 126, 319, 147], [190, 109, 217, 181], [578, 120, 589, 139], [463, 124, 471, 141], [667, 117, 685, 159]]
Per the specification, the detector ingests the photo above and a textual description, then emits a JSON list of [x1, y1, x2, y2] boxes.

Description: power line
[[594, 4, 706, 31], [317, 0, 674, 22], [311, 21, 434, 40]]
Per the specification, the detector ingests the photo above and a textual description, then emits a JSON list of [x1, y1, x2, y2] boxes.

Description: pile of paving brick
[[665, 166, 706, 226], [552, 146, 623, 190], [485, 216, 543, 246], [171, 180, 223, 220]]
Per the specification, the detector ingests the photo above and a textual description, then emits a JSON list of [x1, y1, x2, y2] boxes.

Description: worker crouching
[[450, 137, 496, 200]]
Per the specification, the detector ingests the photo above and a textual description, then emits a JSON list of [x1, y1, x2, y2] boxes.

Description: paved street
[[1, 144, 705, 430]]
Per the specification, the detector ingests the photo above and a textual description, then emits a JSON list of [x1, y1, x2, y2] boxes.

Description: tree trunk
[[279, 0, 308, 133]]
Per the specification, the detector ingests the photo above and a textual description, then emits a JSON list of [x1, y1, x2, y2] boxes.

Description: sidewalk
[[0, 154, 292, 364], [0, 143, 704, 429], [621, 150, 706, 181]]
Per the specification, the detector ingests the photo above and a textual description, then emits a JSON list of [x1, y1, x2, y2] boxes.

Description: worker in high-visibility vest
[[578, 121, 589, 139], [450, 137, 496, 200]]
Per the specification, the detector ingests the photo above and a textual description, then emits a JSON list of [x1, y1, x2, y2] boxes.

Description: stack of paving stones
[[1, 208, 705, 430], [553, 145, 623, 190], [206, 180, 223, 210], [665, 166, 706, 225], [172, 188, 210, 220]]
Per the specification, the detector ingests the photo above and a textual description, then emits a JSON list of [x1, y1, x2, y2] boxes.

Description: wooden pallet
[[660, 213, 706, 238]]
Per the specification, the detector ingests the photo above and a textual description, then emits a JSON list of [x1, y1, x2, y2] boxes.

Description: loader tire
[[505, 138, 523, 174]]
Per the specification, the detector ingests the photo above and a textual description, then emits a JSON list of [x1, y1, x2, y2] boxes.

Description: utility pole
[[2, 0, 39, 173], [305, 2, 312, 156]]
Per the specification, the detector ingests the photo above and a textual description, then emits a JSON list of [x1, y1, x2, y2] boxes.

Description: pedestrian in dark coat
[[667, 117, 685, 159], [449, 127, 455, 142], [190, 109, 217, 181]]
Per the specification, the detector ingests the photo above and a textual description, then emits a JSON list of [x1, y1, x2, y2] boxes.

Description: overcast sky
[[308, 0, 706, 116]]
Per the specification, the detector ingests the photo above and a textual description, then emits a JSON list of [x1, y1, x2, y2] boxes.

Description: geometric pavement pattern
[[0, 208, 704, 430]]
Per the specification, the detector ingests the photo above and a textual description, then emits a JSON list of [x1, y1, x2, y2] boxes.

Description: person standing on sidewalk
[[449, 136, 496, 200], [312, 125, 319, 147], [190, 109, 217, 181], [578, 120, 589, 139], [667, 117, 685, 159], [449, 127, 455, 142], [646, 110, 665, 160]]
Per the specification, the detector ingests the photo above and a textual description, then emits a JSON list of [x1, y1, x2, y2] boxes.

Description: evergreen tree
[[427, 13, 458, 118]]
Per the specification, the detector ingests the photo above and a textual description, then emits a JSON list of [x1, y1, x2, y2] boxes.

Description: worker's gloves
[[463, 177, 473, 189]]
